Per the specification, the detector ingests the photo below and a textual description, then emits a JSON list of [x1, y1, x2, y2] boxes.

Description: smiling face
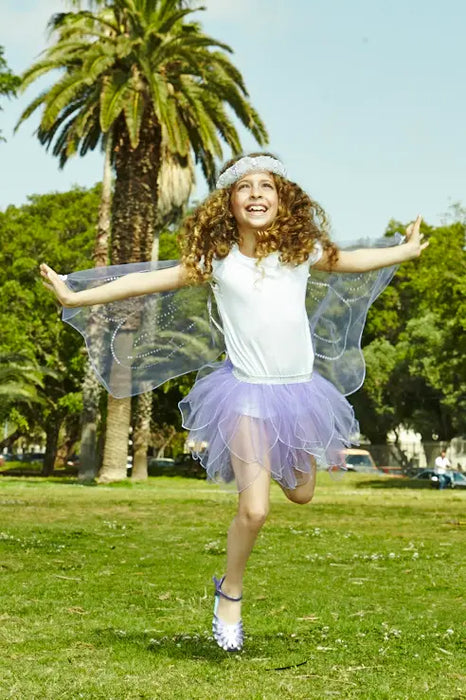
[[230, 171, 279, 234]]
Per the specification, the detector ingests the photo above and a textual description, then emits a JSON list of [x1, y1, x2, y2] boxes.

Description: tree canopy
[[0, 187, 98, 455], [352, 212, 466, 444]]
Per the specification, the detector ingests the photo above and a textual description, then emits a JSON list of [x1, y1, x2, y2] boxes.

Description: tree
[[0, 187, 98, 470], [77, 135, 112, 481], [17, 0, 268, 482], [130, 147, 195, 481], [352, 215, 466, 452], [0, 46, 20, 142]]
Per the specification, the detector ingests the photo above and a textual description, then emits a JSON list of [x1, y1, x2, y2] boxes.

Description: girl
[[40, 152, 427, 653]]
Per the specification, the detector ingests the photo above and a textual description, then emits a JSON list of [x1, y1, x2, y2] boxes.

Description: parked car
[[1, 453, 17, 463], [414, 469, 443, 486], [151, 458, 175, 468], [146, 454, 205, 478], [379, 465, 404, 477], [14, 452, 45, 463], [413, 469, 466, 489], [173, 453, 206, 479], [342, 448, 378, 473], [413, 469, 433, 480], [147, 457, 175, 476], [450, 471, 466, 488]]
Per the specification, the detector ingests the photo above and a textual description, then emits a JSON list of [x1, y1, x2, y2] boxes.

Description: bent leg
[[281, 456, 317, 505]]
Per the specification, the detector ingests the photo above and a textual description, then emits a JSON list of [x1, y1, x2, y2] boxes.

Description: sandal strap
[[213, 575, 242, 602]]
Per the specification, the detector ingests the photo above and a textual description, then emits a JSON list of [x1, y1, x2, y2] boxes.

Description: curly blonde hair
[[178, 152, 339, 283]]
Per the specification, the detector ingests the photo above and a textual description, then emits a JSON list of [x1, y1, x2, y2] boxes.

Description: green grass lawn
[[0, 473, 465, 699]]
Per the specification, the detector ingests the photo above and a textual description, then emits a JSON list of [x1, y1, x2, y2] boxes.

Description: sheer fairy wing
[[307, 234, 404, 396], [61, 261, 225, 398], [63, 235, 403, 399]]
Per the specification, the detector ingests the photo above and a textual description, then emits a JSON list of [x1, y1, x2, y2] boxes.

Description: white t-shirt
[[434, 455, 451, 474], [211, 242, 322, 384]]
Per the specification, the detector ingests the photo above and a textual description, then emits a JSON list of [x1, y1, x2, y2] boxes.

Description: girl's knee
[[285, 465, 316, 504], [289, 491, 314, 505], [238, 505, 269, 529], [285, 487, 315, 505]]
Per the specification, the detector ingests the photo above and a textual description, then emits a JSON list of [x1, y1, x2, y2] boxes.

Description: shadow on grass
[[356, 478, 433, 490], [0, 468, 78, 477], [0, 474, 93, 487], [92, 627, 316, 667], [93, 627, 231, 663], [0, 473, 138, 487]]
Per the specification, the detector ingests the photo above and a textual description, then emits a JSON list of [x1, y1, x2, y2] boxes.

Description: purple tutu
[[179, 361, 359, 491]]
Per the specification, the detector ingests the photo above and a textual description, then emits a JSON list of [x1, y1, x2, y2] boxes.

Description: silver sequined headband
[[215, 155, 288, 189]]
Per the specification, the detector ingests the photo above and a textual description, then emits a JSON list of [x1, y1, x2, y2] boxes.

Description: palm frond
[[19, 0, 269, 190], [123, 83, 145, 148], [99, 72, 131, 132]]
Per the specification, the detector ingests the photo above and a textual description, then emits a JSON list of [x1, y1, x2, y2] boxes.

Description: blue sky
[[1, 0, 465, 241]]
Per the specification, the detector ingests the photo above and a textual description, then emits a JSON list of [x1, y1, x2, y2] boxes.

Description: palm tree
[[17, 0, 268, 481], [18, 1, 267, 188], [0, 354, 48, 458], [0, 354, 45, 406], [77, 134, 112, 481], [0, 46, 21, 142], [131, 144, 195, 481]]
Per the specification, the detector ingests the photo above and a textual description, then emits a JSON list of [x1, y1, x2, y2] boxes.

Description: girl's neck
[[238, 229, 257, 258]]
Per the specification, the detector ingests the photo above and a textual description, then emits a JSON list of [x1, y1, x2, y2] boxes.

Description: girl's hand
[[40, 263, 76, 307], [404, 215, 429, 258]]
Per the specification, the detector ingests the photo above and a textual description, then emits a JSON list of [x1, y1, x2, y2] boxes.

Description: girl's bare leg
[[281, 456, 317, 505], [216, 457, 271, 625]]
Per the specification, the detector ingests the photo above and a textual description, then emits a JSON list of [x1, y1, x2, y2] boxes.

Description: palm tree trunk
[[131, 391, 152, 480], [94, 133, 112, 267], [78, 134, 112, 482], [130, 224, 160, 481], [129, 142, 194, 481], [98, 110, 161, 483], [97, 394, 131, 482], [111, 110, 161, 264], [78, 365, 103, 481]]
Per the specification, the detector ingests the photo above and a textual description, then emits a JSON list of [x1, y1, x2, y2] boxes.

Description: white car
[[342, 448, 378, 473]]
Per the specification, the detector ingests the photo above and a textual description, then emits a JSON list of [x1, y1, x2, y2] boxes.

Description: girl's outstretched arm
[[40, 263, 191, 308], [314, 215, 428, 272]]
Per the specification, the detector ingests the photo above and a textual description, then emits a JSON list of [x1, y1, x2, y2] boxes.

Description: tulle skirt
[[179, 361, 359, 491]]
